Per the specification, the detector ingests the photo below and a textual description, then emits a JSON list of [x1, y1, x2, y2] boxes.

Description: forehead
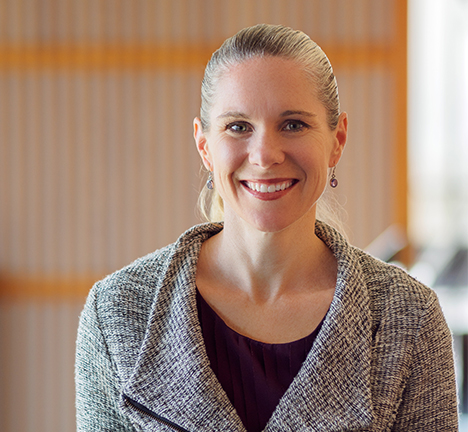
[[211, 56, 322, 117]]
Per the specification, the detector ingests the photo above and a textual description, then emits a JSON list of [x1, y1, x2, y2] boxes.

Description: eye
[[226, 122, 252, 133], [283, 120, 308, 132]]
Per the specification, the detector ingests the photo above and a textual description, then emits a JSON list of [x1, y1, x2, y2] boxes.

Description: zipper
[[124, 394, 192, 432]]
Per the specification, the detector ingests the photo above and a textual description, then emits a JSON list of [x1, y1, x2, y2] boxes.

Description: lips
[[243, 180, 295, 193]]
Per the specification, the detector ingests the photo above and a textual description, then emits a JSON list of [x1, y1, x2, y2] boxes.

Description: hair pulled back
[[200, 24, 340, 131], [198, 24, 345, 231]]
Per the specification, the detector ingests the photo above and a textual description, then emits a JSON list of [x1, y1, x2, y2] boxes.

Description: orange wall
[[1, 0, 407, 300], [0, 2, 407, 431]]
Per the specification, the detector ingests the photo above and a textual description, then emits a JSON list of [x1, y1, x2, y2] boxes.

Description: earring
[[330, 167, 338, 188], [206, 171, 214, 190]]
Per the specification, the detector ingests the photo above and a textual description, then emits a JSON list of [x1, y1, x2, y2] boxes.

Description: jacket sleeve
[[392, 291, 459, 431], [75, 285, 138, 432]]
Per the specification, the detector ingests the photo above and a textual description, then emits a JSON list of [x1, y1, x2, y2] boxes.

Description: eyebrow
[[280, 110, 317, 118], [216, 111, 250, 120], [216, 110, 317, 120]]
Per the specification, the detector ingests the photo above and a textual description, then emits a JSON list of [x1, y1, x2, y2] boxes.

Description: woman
[[76, 24, 458, 431]]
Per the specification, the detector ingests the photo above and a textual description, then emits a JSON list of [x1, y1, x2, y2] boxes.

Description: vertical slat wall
[[0, 1, 407, 431]]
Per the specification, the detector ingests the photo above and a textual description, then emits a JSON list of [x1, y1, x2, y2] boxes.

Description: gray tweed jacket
[[75, 222, 458, 431]]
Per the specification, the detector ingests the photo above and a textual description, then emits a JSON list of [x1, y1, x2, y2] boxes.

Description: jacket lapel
[[120, 222, 374, 431], [121, 224, 246, 431], [267, 223, 374, 431]]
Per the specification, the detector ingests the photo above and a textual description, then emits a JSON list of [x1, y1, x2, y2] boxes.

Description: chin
[[245, 211, 312, 234], [224, 202, 317, 234]]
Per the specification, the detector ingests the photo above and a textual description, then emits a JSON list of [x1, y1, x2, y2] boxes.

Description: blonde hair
[[197, 24, 346, 233]]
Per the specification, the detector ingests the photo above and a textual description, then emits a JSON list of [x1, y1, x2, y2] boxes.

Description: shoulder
[[316, 220, 438, 320], [350, 245, 447, 348], [354, 246, 437, 315], [77, 242, 177, 382], [78, 223, 223, 378], [92, 242, 175, 317], [91, 223, 223, 314]]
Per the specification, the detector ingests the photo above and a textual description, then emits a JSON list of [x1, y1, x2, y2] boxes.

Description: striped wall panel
[[1, 0, 406, 280], [0, 1, 407, 431]]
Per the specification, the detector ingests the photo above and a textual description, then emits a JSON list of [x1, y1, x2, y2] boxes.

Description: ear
[[193, 117, 212, 171], [329, 112, 348, 167]]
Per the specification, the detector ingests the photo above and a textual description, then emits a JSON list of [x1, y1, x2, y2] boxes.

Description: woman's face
[[194, 56, 347, 233]]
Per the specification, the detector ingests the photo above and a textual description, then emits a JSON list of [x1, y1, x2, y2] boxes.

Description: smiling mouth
[[243, 180, 296, 193]]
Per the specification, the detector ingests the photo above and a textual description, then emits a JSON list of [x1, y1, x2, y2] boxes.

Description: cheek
[[295, 145, 329, 172], [212, 141, 246, 174]]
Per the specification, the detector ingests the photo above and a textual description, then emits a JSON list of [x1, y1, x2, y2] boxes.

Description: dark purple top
[[196, 290, 323, 432]]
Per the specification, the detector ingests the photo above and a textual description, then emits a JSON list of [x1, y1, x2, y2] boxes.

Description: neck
[[202, 213, 333, 302]]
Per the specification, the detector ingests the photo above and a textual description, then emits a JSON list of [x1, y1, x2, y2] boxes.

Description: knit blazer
[[75, 221, 458, 431]]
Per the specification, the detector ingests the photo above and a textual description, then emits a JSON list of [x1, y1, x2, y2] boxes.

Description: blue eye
[[283, 120, 307, 132], [227, 122, 251, 133]]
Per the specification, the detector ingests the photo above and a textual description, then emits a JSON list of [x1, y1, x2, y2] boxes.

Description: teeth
[[246, 181, 293, 193]]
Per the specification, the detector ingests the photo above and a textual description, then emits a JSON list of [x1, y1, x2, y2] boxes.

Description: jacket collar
[[121, 222, 374, 431], [268, 222, 374, 430]]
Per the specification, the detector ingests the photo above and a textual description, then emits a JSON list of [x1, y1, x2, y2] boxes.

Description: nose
[[248, 130, 285, 169]]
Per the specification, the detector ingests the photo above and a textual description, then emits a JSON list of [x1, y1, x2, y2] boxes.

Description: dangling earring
[[330, 167, 338, 188], [206, 171, 214, 190]]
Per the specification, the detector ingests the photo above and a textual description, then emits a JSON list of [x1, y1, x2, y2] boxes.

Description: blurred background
[[0, 0, 467, 430]]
